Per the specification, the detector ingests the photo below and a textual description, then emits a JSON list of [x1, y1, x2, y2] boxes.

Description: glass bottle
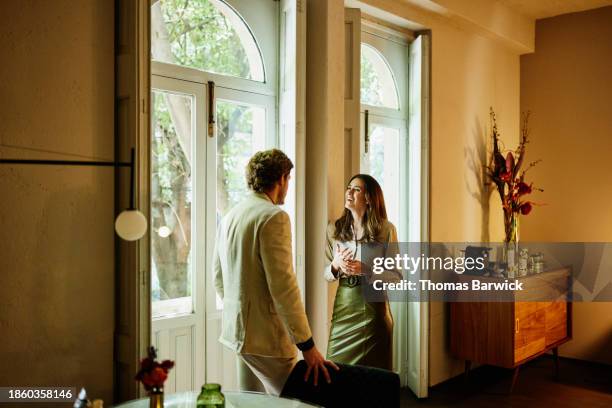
[[196, 383, 225, 408], [518, 248, 529, 276]]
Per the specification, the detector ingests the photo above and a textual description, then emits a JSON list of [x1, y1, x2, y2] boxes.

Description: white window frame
[[146, 0, 307, 392]]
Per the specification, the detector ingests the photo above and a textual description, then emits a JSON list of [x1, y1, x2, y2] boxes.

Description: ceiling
[[498, 0, 612, 19]]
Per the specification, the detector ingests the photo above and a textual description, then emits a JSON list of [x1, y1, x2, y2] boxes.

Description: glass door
[[214, 88, 275, 218], [148, 0, 306, 395], [359, 26, 409, 241], [150, 75, 206, 392], [361, 116, 408, 239], [205, 85, 276, 390], [359, 23, 413, 388], [151, 75, 275, 392]]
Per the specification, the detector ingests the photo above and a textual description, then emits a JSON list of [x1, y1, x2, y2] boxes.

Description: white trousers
[[236, 353, 298, 396]]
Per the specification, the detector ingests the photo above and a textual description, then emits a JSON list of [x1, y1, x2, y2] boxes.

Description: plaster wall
[[520, 6, 612, 366], [0, 0, 115, 401]]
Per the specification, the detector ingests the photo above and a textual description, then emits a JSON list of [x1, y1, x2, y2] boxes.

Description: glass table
[[113, 390, 320, 408]]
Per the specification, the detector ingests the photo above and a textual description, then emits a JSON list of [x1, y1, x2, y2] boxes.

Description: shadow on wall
[[465, 116, 493, 243], [585, 328, 612, 366]]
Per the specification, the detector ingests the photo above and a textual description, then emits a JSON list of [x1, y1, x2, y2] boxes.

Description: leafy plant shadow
[[465, 116, 494, 243]]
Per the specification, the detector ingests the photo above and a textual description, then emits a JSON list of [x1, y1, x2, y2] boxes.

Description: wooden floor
[[401, 356, 612, 407]]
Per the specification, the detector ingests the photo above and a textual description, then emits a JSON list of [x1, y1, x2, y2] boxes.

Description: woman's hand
[[331, 244, 353, 275]]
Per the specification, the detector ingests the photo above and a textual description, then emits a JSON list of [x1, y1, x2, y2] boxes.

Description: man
[[213, 149, 338, 395]]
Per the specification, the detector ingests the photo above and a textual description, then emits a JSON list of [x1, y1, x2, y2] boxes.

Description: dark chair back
[[280, 361, 400, 408]]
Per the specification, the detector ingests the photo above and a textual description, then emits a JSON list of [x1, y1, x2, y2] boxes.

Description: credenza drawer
[[544, 301, 568, 346], [514, 302, 546, 363], [513, 301, 569, 363]]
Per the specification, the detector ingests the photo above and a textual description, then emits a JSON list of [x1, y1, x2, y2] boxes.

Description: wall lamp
[[0, 148, 147, 241]]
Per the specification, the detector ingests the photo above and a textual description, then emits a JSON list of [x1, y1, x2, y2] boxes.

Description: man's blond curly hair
[[246, 149, 293, 193]]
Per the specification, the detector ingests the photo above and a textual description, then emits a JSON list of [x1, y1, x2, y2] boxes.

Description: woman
[[324, 174, 399, 370]]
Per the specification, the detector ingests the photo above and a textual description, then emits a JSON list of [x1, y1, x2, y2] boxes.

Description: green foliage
[[217, 101, 260, 214], [159, 0, 252, 79], [151, 0, 265, 299], [361, 46, 384, 106], [151, 91, 192, 300], [152, 92, 191, 207], [158, 0, 258, 217]]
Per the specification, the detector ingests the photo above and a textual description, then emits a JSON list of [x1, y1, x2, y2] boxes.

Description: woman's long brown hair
[[333, 174, 388, 243]]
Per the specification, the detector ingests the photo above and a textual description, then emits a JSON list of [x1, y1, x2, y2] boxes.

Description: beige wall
[[427, 23, 520, 386], [0, 0, 115, 402], [306, 0, 346, 354], [520, 6, 612, 365]]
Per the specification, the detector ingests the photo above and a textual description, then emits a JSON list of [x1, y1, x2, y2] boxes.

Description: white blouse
[[323, 220, 398, 282]]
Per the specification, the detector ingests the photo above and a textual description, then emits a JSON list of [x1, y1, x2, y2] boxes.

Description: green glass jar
[[196, 383, 225, 408]]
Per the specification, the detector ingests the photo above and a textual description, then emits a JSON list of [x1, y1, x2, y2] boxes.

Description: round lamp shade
[[115, 209, 148, 241]]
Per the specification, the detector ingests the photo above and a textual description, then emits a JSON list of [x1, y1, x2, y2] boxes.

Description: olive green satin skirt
[[326, 280, 393, 370]]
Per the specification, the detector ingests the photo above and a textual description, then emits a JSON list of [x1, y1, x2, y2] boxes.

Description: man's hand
[[302, 347, 340, 386]]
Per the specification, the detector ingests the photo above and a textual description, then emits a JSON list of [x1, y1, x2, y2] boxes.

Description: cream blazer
[[213, 192, 312, 358]]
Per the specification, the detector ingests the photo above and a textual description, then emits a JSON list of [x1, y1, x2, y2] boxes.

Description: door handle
[[208, 80, 215, 137], [364, 109, 370, 154], [515, 318, 519, 333]]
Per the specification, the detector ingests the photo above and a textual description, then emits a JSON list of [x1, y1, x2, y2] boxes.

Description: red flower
[[135, 347, 174, 391], [160, 360, 175, 371], [500, 171, 512, 182], [520, 202, 532, 215], [517, 181, 532, 196], [139, 357, 154, 371], [141, 367, 167, 388], [505, 152, 515, 173]]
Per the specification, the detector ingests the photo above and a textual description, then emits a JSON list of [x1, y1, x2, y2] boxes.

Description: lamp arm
[[1, 148, 137, 210], [1, 148, 146, 241], [129, 148, 136, 210]]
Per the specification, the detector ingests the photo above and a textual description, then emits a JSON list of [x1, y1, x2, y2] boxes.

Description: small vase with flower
[[135, 346, 174, 408]]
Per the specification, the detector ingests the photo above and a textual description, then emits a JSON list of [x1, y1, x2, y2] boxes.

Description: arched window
[[360, 43, 400, 109], [359, 37, 407, 234], [152, 0, 265, 82]]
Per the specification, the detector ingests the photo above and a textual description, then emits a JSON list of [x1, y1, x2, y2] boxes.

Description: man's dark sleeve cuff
[[296, 337, 315, 351]]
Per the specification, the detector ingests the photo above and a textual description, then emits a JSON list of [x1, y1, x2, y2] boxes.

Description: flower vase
[[149, 389, 164, 408], [504, 214, 519, 278], [504, 209, 520, 243]]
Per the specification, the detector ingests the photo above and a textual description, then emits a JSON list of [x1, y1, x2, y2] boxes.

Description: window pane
[[216, 100, 266, 217], [152, 0, 265, 82], [369, 124, 400, 229], [151, 90, 194, 318], [215, 99, 266, 310], [361, 44, 400, 109]]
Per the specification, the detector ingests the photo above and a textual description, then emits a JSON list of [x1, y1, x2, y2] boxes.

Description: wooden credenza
[[450, 267, 572, 390]]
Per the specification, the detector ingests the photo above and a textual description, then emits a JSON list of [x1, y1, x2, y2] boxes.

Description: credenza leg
[[509, 366, 520, 393], [464, 360, 471, 384], [553, 347, 560, 381]]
